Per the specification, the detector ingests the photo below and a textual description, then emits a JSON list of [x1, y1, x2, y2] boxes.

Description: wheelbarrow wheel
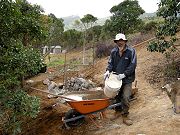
[[64, 109, 85, 128]]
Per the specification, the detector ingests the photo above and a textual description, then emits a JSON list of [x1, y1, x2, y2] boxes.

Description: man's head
[[114, 33, 127, 48]]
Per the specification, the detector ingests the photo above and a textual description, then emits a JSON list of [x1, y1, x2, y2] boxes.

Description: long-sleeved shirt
[[106, 45, 137, 84]]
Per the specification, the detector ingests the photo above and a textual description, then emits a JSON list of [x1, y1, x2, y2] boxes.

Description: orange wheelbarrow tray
[[66, 98, 111, 114], [61, 91, 122, 128]]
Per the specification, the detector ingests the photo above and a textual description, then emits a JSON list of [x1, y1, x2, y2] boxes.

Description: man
[[104, 33, 137, 126]]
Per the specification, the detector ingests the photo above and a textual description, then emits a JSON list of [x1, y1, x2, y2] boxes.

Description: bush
[[39, 63, 47, 73], [164, 60, 180, 79], [0, 88, 40, 135], [141, 21, 157, 33], [0, 41, 42, 134], [0, 42, 43, 134], [95, 43, 114, 58], [0, 0, 46, 134]]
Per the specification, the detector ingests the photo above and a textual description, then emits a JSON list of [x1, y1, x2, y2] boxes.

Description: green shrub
[[0, 42, 41, 134], [0, 0, 46, 134], [0, 88, 40, 135], [141, 21, 157, 33], [95, 44, 114, 58]]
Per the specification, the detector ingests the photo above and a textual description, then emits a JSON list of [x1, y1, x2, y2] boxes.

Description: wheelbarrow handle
[[30, 87, 76, 101]]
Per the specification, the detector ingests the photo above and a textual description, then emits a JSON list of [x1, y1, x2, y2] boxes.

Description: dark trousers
[[115, 83, 132, 116]]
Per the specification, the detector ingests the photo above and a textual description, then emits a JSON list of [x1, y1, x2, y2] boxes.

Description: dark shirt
[[106, 45, 137, 84]]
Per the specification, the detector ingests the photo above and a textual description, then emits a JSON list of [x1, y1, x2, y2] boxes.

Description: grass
[[47, 59, 64, 67]]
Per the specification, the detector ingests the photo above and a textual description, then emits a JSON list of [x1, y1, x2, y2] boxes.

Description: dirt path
[[23, 40, 180, 135], [91, 44, 180, 135]]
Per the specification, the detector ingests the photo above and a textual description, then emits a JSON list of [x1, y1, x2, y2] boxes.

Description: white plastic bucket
[[104, 73, 122, 98]]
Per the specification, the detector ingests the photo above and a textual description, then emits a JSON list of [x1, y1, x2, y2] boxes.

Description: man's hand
[[104, 70, 110, 80], [117, 73, 126, 80]]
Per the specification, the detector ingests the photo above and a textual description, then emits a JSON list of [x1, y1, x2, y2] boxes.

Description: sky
[[27, 0, 159, 18]]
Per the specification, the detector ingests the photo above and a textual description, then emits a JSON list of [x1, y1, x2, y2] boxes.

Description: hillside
[[139, 12, 157, 19], [62, 15, 110, 31], [62, 12, 156, 30], [21, 32, 180, 135], [62, 15, 80, 30]]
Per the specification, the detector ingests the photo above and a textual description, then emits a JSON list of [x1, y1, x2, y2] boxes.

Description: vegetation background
[[0, 0, 179, 134]]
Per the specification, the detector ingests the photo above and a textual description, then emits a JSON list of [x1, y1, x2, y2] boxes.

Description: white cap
[[114, 33, 127, 42]]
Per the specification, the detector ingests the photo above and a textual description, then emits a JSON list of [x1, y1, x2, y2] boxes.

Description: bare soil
[[22, 36, 180, 135]]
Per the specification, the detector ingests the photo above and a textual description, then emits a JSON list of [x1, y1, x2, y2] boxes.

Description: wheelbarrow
[[61, 90, 124, 129], [31, 82, 138, 129], [30, 87, 122, 129]]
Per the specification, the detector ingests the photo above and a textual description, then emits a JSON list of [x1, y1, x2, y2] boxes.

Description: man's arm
[[106, 51, 114, 72], [124, 48, 137, 76]]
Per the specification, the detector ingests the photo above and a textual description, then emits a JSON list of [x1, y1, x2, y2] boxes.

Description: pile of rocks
[[43, 78, 65, 98], [65, 77, 95, 91], [43, 77, 96, 98]]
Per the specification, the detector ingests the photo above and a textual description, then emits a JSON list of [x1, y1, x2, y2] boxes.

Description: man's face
[[116, 39, 126, 47]]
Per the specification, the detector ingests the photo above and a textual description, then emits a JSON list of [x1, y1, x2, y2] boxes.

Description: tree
[[140, 21, 157, 33], [47, 13, 64, 46], [148, 0, 180, 53], [73, 19, 83, 31], [15, 0, 46, 46], [148, 0, 180, 79], [102, 19, 116, 38], [86, 25, 103, 42], [80, 14, 98, 64], [0, 0, 47, 134], [80, 14, 98, 43], [62, 29, 83, 49], [108, 0, 145, 35], [42, 13, 64, 58]]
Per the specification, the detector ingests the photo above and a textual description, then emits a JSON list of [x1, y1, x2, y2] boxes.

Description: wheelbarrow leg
[[88, 114, 102, 128], [99, 111, 107, 119]]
